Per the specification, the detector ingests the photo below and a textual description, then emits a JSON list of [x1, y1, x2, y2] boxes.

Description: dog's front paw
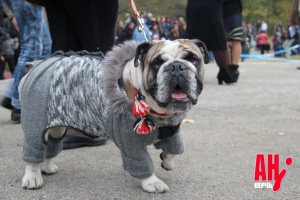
[[160, 152, 176, 171], [141, 174, 169, 193], [22, 164, 43, 189], [41, 158, 58, 174]]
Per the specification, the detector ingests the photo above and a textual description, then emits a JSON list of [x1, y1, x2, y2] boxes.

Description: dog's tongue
[[171, 92, 187, 99]]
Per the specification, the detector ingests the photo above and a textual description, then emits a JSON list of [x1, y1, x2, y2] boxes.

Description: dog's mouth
[[155, 84, 197, 108], [171, 85, 188, 100]]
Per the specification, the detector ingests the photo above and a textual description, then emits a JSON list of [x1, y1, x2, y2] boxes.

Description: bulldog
[[20, 39, 209, 193]]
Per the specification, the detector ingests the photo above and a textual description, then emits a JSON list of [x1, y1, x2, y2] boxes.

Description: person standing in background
[[132, 13, 152, 42], [256, 30, 268, 55], [185, 0, 238, 85], [9, 16, 20, 66], [0, 27, 16, 79], [1, 0, 52, 122], [118, 21, 135, 44], [44, 0, 119, 149], [223, 0, 243, 80], [44, 0, 117, 54]]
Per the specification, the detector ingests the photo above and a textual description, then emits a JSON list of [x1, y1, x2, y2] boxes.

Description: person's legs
[[1, 0, 14, 110], [225, 46, 231, 66], [45, 0, 81, 52], [231, 40, 242, 65], [61, 0, 118, 53], [260, 44, 265, 54], [0, 60, 5, 80], [5, 55, 15, 75], [46, 0, 118, 53], [223, 9, 242, 82], [241, 42, 246, 61], [213, 50, 227, 69], [44, 0, 118, 149], [40, 17, 52, 59], [213, 50, 238, 84], [10, 1, 43, 119], [228, 40, 241, 82]]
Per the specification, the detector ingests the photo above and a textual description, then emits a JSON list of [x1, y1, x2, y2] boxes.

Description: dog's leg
[[160, 152, 176, 171], [41, 158, 58, 174], [141, 173, 169, 193], [22, 127, 65, 189], [22, 163, 43, 189], [42, 127, 66, 174]]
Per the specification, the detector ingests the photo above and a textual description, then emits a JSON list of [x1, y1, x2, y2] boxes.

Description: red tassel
[[132, 88, 150, 117], [132, 88, 155, 134], [133, 118, 155, 134]]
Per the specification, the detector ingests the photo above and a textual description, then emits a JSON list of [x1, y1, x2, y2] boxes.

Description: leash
[[128, 0, 148, 41], [241, 44, 300, 62]]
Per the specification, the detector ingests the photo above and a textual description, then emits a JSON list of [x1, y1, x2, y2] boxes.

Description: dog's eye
[[189, 58, 198, 65], [187, 58, 199, 65], [153, 59, 164, 69], [184, 53, 199, 66]]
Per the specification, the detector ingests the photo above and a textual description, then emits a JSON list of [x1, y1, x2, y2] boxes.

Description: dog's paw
[[141, 174, 169, 193], [41, 159, 58, 175], [160, 152, 176, 171], [22, 164, 43, 189]]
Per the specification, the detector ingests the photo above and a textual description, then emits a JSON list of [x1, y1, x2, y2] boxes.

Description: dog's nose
[[171, 63, 186, 76]]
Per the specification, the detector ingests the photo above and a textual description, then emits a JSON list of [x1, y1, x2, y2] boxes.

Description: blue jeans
[[3, 0, 51, 109]]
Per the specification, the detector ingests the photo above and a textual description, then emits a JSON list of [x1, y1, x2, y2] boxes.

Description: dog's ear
[[134, 42, 152, 67], [191, 39, 210, 64]]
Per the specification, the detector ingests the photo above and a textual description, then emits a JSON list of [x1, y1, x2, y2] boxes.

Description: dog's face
[[133, 39, 209, 113]]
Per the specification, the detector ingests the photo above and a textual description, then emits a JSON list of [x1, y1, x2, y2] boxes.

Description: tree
[[242, 0, 294, 34], [118, 0, 187, 21]]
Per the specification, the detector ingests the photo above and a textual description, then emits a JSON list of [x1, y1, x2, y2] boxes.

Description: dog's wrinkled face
[[134, 39, 209, 112]]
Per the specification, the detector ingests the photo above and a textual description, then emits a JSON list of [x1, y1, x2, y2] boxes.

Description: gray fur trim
[[102, 40, 140, 115]]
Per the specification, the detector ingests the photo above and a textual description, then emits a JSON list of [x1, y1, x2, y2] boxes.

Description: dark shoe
[[217, 68, 237, 85], [11, 107, 21, 123], [1, 97, 13, 110], [228, 64, 240, 81], [63, 135, 107, 150]]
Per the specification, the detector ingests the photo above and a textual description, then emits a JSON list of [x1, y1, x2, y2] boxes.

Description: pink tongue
[[171, 92, 187, 99]]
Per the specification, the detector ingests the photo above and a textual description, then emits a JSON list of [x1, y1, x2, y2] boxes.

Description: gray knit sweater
[[21, 41, 186, 179]]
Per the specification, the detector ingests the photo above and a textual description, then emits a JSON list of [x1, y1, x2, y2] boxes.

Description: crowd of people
[[242, 19, 300, 57], [0, 8, 19, 80], [115, 11, 186, 44], [115, 10, 300, 60]]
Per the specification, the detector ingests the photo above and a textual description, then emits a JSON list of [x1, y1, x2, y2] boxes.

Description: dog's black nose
[[171, 63, 186, 76]]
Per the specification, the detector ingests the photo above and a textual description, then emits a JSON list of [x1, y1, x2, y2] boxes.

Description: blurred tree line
[[242, 0, 294, 34], [118, 0, 187, 20], [119, 0, 294, 35]]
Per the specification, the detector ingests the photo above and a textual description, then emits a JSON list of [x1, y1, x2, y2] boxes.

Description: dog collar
[[128, 68, 155, 134], [150, 109, 178, 117], [132, 88, 179, 134], [132, 88, 154, 134]]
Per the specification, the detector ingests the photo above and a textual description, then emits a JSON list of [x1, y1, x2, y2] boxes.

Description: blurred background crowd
[[115, 10, 300, 58]]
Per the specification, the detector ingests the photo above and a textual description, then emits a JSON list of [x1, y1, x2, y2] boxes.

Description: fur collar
[[102, 40, 140, 115]]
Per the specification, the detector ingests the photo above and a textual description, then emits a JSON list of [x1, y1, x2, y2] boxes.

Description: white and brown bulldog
[[20, 39, 209, 193]]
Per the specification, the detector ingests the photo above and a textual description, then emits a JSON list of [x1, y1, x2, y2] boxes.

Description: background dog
[[20, 39, 208, 193]]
